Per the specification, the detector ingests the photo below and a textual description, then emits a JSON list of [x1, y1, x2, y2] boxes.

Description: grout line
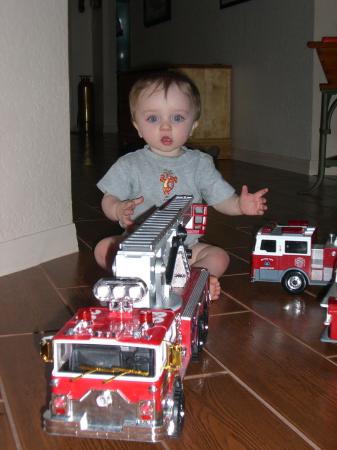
[[39, 266, 76, 315], [220, 289, 337, 365], [221, 272, 250, 278], [58, 285, 91, 290], [184, 370, 228, 381], [304, 289, 317, 298], [0, 332, 33, 339], [220, 272, 247, 280], [161, 441, 171, 450], [77, 235, 92, 250], [0, 377, 23, 450], [226, 250, 250, 263], [203, 348, 321, 450], [210, 310, 249, 318], [235, 228, 253, 236]]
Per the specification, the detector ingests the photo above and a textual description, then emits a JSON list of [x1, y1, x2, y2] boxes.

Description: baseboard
[[0, 224, 79, 277], [232, 147, 311, 174]]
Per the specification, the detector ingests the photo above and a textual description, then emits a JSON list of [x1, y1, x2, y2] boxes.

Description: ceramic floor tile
[[0, 266, 72, 335], [220, 273, 334, 356], [56, 286, 99, 314], [41, 242, 106, 289], [210, 292, 248, 316], [166, 373, 312, 450], [0, 395, 16, 450], [72, 200, 104, 221], [75, 219, 122, 250], [226, 246, 251, 261], [222, 252, 250, 275], [204, 222, 254, 250], [207, 313, 337, 449], [185, 349, 225, 378]]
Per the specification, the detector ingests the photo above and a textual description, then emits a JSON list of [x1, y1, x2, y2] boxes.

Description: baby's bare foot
[[209, 275, 220, 301]]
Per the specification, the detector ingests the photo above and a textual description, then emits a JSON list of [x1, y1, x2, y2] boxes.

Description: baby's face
[[132, 83, 198, 157]]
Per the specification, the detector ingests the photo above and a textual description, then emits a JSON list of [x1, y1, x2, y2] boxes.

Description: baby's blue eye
[[171, 114, 185, 123], [146, 115, 159, 123]]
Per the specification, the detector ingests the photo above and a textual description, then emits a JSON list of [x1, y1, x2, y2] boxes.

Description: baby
[[94, 70, 268, 300]]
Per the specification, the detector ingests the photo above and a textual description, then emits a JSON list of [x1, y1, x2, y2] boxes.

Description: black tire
[[191, 305, 209, 361], [168, 378, 185, 438], [281, 270, 307, 294]]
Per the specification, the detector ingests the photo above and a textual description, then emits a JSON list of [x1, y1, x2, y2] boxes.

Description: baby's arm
[[213, 185, 268, 216], [101, 194, 144, 228]]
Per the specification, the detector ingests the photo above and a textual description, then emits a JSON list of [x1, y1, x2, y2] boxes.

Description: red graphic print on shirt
[[160, 170, 178, 196]]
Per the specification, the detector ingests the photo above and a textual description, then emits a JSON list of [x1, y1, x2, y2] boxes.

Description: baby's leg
[[188, 242, 230, 300], [94, 235, 124, 271]]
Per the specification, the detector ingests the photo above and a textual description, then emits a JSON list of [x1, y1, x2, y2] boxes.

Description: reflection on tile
[[41, 241, 106, 288], [207, 313, 337, 449], [0, 267, 71, 335], [169, 374, 312, 449], [220, 273, 333, 355]]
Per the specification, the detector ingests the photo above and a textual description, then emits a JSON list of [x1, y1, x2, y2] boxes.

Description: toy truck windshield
[[54, 342, 155, 379]]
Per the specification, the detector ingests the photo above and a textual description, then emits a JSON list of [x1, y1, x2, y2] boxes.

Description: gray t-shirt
[[97, 145, 235, 245]]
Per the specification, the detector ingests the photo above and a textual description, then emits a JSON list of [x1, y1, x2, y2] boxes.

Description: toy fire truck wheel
[[281, 270, 307, 294], [168, 377, 185, 438], [192, 305, 209, 361], [199, 305, 209, 345]]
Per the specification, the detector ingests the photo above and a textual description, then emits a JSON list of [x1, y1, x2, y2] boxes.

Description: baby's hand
[[239, 185, 268, 216], [116, 196, 144, 228]]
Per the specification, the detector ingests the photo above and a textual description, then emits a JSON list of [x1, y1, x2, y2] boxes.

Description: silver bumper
[[43, 410, 167, 442]]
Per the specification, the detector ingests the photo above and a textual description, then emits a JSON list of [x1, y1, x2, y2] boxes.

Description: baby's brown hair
[[129, 70, 201, 121]]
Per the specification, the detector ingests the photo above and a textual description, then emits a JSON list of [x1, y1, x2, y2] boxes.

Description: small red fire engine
[[40, 195, 210, 442], [320, 272, 337, 343], [251, 221, 337, 294]]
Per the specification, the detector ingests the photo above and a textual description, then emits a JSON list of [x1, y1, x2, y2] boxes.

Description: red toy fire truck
[[320, 271, 337, 343], [251, 221, 337, 294], [40, 195, 210, 442]]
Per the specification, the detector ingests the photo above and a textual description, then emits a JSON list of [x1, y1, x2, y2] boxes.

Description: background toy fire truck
[[251, 220, 337, 294], [40, 195, 210, 442]]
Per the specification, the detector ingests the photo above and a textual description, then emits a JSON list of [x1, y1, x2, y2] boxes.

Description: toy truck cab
[[43, 305, 187, 441], [251, 221, 337, 293]]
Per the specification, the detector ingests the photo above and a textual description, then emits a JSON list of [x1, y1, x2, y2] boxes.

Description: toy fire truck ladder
[[113, 195, 196, 308], [119, 195, 194, 253]]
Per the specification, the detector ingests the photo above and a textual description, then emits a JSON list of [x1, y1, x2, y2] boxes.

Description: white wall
[[129, 0, 336, 175], [0, 0, 78, 276]]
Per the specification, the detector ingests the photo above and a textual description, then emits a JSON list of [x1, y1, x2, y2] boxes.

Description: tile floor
[[1, 134, 337, 449]]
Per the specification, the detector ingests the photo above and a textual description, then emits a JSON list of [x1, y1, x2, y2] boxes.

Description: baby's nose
[[160, 119, 172, 130]]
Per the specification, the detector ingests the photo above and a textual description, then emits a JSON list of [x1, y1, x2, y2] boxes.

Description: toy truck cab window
[[55, 343, 155, 378], [260, 239, 276, 253], [285, 240, 308, 255]]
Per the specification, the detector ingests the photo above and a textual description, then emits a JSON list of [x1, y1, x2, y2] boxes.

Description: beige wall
[[129, 0, 337, 175], [0, 0, 78, 275]]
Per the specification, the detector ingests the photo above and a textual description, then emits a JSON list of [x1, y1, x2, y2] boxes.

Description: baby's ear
[[132, 120, 143, 138], [190, 121, 199, 136]]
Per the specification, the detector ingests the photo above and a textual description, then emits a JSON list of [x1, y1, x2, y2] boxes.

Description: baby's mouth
[[161, 136, 172, 145]]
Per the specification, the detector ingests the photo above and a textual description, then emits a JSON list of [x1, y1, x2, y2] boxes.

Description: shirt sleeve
[[96, 156, 132, 201], [196, 152, 235, 205]]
